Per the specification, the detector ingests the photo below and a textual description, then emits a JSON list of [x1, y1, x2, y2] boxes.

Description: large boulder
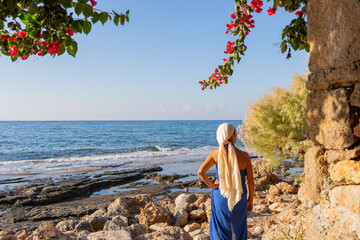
[[174, 193, 197, 213], [173, 209, 188, 227], [139, 202, 171, 227], [330, 160, 360, 184]]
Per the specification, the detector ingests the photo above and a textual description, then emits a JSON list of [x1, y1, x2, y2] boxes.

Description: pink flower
[[67, 28, 74, 36], [21, 55, 27, 60], [295, 10, 303, 16], [8, 45, 18, 56], [17, 31, 26, 38], [48, 41, 62, 54], [37, 49, 43, 56], [1, 34, 10, 41], [89, 0, 97, 7], [230, 13, 236, 19], [267, 7, 277, 16]]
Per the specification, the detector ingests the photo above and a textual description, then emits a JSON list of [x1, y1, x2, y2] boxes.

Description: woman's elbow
[[197, 169, 204, 177]]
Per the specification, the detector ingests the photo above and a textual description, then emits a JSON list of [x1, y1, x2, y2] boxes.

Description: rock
[[129, 214, 140, 225], [268, 186, 281, 196], [325, 148, 360, 163], [253, 226, 264, 234], [107, 194, 157, 218], [330, 185, 360, 216], [173, 209, 188, 227], [189, 229, 203, 237], [77, 230, 90, 239], [88, 216, 108, 232], [275, 182, 298, 194], [350, 83, 360, 107], [104, 215, 128, 231], [174, 193, 197, 213], [134, 226, 192, 240], [306, 88, 359, 149], [330, 160, 360, 184], [265, 195, 284, 204], [269, 202, 285, 212], [30, 221, 73, 240], [90, 208, 107, 218], [128, 223, 147, 238], [149, 222, 169, 231], [193, 234, 210, 240], [194, 195, 209, 207], [184, 222, 201, 232], [0, 231, 15, 240], [253, 204, 268, 213], [139, 202, 171, 227], [75, 221, 92, 233], [204, 199, 211, 222], [15, 230, 30, 239], [354, 121, 360, 138], [304, 146, 329, 203], [189, 209, 206, 220], [158, 195, 175, 215], [56, 219, 78, 232], [87, 230, 132, 240], [200, 222, 209, 231]]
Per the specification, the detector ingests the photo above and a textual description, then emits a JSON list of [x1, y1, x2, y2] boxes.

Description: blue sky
[[0, 0, 308, 120]]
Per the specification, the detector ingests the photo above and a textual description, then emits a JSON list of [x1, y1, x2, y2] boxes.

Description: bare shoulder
[[235, 148, 251, 168]]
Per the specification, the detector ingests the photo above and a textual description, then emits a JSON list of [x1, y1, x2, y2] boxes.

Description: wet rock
[[134, 226, 192, 240], [139, 202, 171, 227], [87, 230, 132, 240], [173, 209, 188, 227]]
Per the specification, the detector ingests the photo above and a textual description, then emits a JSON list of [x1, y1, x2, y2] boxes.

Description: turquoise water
[[0, 121, 243, 190]]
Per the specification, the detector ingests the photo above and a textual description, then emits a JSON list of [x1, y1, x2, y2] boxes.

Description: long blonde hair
[[216, 123, 243, 212]]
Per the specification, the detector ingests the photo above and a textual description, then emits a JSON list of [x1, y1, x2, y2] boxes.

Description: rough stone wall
[[304, 0, 360, 239]]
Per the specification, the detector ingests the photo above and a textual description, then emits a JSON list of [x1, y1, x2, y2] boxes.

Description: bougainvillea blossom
[[267, 7, 277, 16], [67, 28, 74, 36], [89, 0, 97, 7], [17, 31, 26, 38], [8, 45, 18, 56], [1, 34, 10, 41]]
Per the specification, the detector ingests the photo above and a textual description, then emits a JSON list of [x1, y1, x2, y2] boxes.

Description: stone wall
[[304, 0, 360, 239]]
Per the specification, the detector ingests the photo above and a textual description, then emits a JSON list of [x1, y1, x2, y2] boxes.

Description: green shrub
[[238, 75, 310, 168]]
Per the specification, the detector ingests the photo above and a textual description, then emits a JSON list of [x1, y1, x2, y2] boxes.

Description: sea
[[0, 120, 244, 192]]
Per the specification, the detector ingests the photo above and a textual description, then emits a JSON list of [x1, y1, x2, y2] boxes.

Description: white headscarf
[[216, 123, 243, 212]]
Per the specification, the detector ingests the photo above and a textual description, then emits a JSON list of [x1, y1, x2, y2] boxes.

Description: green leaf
[[92, 12, 100, 24], [83, 21, 91, 34], [75, 3, 84, 16], [0, 21, 4, 29], [120, 15, 125, 25], [61, 0, 72, 8], [113, 15, 119, 26], [28, 3, 38, 14], [59, 45, 66, 55], [126, 10, 130, 15], [99, 12, 108, 25], [83, 4, 93, 18], [67, 41, 78, 57]]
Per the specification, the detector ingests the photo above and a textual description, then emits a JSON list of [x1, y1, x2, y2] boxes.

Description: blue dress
[[209, 168, 248, 240]]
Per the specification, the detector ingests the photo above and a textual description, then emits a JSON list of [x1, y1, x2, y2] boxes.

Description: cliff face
[[304, 0, 360, 239]]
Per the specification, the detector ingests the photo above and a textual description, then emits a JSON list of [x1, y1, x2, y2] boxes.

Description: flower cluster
[[250, 0, 263, 13], [199, 68, 228, 90], [224, 41, 235, 54]]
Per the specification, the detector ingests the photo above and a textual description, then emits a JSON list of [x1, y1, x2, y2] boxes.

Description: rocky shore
[[0, 160, 309, 239]]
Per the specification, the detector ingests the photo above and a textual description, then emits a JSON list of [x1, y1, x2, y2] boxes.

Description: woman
[[198, 123, 254, 240]]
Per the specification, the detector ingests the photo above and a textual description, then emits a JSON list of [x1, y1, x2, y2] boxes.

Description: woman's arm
[[245, 153, 255, 212], [198, 150, 219, 190]]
